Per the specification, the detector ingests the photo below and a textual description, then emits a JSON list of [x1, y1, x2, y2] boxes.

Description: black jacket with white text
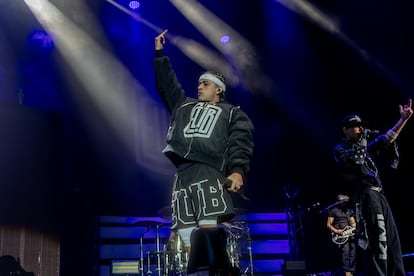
[[153, 51, 254, 176]]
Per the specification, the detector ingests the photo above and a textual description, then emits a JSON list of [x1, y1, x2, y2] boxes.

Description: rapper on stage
[[153, 29, 254, 254], [333, 99, 412, 276]]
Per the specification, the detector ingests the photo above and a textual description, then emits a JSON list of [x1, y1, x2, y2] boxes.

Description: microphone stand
[[140, 234, 144, 276], [319, 199, 347, 214], [139, 226, 151, 276]]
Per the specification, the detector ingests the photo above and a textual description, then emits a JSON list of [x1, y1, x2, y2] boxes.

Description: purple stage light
[[28, 29, 54, 52], [129, 1, 140, 10], [220, 35, 230, 43]]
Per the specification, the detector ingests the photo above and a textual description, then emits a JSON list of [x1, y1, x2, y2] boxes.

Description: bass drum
[[163, 230, 188, 275]]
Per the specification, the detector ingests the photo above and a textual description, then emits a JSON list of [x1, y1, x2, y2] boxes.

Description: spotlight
[[220, 35, 230, 43], [129, 1, 140, 9]]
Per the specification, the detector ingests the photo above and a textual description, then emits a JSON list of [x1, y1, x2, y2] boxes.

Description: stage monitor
[[111, 260, 139, 275]]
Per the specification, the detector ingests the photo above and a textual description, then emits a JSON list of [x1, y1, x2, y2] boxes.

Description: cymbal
[[134, 218, 171, 227], [133, 219, 170, 227], [156, 206, 247, 219]]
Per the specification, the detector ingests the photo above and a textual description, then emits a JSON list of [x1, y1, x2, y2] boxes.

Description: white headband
[[199, 73, 226, 92]]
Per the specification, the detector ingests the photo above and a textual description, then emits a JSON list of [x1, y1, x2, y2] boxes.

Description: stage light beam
[[23, 0, 143, 156], [170, 0, 272, 96]]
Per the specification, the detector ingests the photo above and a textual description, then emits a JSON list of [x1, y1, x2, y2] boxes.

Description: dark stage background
[[1, 0, 414, 274]]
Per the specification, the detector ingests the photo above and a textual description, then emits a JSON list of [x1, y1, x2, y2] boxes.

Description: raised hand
[[399, 98, 413, 120], [155, 29, 168, 50]]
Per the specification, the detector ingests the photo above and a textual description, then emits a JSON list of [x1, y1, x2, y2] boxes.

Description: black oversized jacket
[[153, 50, 254, 176], [333, 134, 399, 194]]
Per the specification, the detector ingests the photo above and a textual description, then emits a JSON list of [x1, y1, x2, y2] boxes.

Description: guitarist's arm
[[349, 216, 357, 230], [327, 215, 357, 235], [327, 216, 343, 235]]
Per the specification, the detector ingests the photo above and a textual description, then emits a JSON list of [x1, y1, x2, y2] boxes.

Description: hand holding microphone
[[359, 128, 379, 147], [223, 178, 250, 201], [361, 128, 379, 139]]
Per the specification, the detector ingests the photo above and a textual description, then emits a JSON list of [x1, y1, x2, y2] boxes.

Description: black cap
[[342, 114, 368, 128]]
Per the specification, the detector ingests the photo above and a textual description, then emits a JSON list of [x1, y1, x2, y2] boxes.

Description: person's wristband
[[386, 129, 398, 140]]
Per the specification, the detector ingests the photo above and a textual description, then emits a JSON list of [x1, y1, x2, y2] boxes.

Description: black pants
[[338, 239, 356, 273], [356, 188, 405, 276]]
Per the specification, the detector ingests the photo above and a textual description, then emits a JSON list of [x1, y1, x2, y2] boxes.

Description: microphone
[[363, 128, 380, 137], [223, 179, 250, 201], [364, 129, 380, 134]]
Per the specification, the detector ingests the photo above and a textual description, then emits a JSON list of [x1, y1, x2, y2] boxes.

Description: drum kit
[[134, 207, 254, 276]]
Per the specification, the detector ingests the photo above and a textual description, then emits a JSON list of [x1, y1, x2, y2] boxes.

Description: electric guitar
[[331, 225, 355, 245]]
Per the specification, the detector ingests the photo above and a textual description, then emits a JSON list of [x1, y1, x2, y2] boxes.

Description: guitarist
[[326, 194, 357, 276]]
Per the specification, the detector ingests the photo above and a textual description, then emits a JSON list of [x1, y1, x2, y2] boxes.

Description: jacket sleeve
[[153, 50, 187, 113], [226, 107, 254, 176], [368, 134, 400, 169], [333, 143, 366, 169]]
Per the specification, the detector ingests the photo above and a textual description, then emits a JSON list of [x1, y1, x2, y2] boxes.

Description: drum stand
[[139, 226, 151, 276], [146, 251, 152, 275], [155, 225, 162, 276], [145, 224, 163, 276]]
